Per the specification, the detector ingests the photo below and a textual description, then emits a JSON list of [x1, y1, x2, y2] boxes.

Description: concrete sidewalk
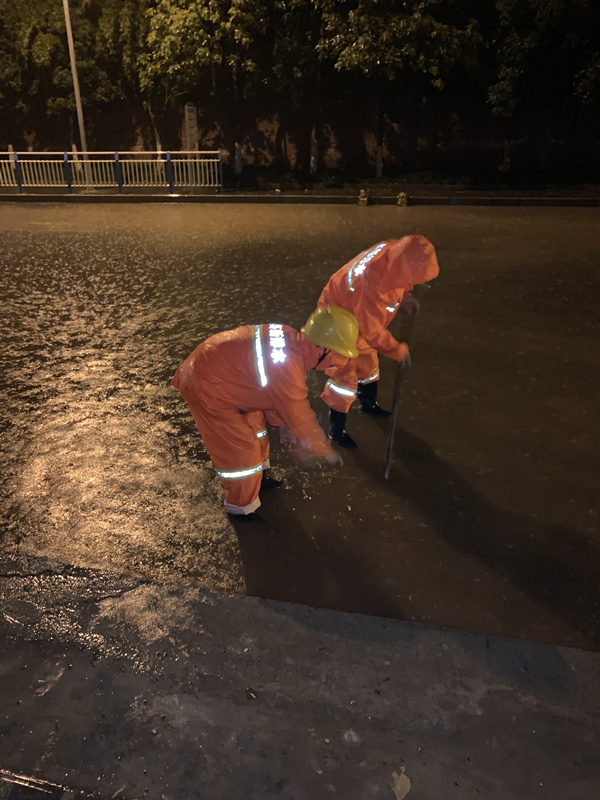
[[1, 555, 599, 800]]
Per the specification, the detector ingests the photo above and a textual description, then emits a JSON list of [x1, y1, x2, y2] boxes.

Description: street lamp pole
[[62, 0, 92, 185]]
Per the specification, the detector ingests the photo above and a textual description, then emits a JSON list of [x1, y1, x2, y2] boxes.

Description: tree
[[318, 0, 479, 175], [0, 0, 74, 146], [573, 2, 600, 108], [576, 55, 600, 107], [268, 0, 325, 174], [137, 0, 268, 160], [0, 0, 149, 149], [488, 1, 595, 125]]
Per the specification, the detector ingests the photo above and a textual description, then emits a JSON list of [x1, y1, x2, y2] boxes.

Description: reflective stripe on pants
[[175, 388, 269, 513], [321, 345, 380, 413]]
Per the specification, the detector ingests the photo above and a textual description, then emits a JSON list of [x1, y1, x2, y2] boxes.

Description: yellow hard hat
[[301, 306, 359, 358]]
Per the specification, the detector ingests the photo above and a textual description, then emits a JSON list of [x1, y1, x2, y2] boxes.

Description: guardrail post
[[218, 151, 224, 193], [64, 152, 73, 193], [115, 151, 124, 194], [13, 152, 24, 194], [165, 151, 175, 194]]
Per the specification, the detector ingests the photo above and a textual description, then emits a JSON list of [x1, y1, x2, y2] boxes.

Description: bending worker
[[171, 306, 359, 518], [318, 235, 440, 447]]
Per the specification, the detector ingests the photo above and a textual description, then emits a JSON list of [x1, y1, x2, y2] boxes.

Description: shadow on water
[[369, 424, 600, 650], [231, 487, 408, 624], [230, 421, 600, 651], [232, 459, 574, 692], [230, 491, 327, 610]]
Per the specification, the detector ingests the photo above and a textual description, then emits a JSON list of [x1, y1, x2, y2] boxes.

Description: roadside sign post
[[185, 103, 199, 188]]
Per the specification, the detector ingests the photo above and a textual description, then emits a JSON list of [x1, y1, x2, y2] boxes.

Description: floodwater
[[1, 203, 599, 650]]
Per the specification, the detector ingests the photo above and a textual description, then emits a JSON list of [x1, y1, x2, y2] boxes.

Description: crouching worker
[[171, 306, 359, 519], [318, 235, 440, 447]]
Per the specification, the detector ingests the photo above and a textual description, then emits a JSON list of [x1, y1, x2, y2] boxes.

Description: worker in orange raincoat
[[171, 306, 359, 518], [318, 235, 440, 447]]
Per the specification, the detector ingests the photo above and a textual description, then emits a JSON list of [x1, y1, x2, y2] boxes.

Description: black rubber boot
[[261, 469, 284, 490], [357, 381, 390, 416], [328, 409, 357, 448]]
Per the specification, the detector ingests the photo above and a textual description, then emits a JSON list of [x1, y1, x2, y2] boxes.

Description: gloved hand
[[279, 425, 296, 448], [325, 450, 344, 467], [400, 293, 420, 315], [395, 342, 411, 367]]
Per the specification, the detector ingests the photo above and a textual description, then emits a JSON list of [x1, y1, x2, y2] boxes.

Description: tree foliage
[[0, 0, 598, 164], [487, 0, 596, 121], [318, 0, 479, 88]]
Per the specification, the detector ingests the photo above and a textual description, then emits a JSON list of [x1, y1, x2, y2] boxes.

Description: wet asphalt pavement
[[1, 203, 599, 650]]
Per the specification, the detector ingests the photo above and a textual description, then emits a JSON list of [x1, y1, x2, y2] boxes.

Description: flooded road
[[1, 203, 599, 649]]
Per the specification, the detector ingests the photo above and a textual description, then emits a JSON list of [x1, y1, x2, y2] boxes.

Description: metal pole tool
[[384, 284, 430, 479]]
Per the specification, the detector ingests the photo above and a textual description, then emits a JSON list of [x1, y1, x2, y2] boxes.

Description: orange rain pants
[[171, 324, 339, 515], [318, 235, 440, 412]]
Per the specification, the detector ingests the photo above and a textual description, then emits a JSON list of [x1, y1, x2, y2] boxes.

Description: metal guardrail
[[0, 151, 223, 193]]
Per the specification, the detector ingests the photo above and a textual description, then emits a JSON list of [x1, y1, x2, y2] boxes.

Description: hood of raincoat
[[369, 235, 439, 296]]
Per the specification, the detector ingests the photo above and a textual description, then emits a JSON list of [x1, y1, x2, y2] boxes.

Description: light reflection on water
[[0, 206, 386, 590]]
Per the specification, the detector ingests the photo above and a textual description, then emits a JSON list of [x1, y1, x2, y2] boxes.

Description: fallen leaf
[[390, 769, 411, 800]]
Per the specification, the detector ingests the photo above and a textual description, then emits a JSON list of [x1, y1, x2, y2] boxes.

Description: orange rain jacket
[[171, 324, 345, 514], [318, 235, 440, 412]]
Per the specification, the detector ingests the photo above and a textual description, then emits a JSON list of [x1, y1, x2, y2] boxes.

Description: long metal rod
[[384, 327, 415, 480], [384, 284, 429, 479]]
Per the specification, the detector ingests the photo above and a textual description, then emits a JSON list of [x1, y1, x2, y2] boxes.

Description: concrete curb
[[411, 196, 600, 207], [1, 193, 600, 206], [0, 193, 358, 205]]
